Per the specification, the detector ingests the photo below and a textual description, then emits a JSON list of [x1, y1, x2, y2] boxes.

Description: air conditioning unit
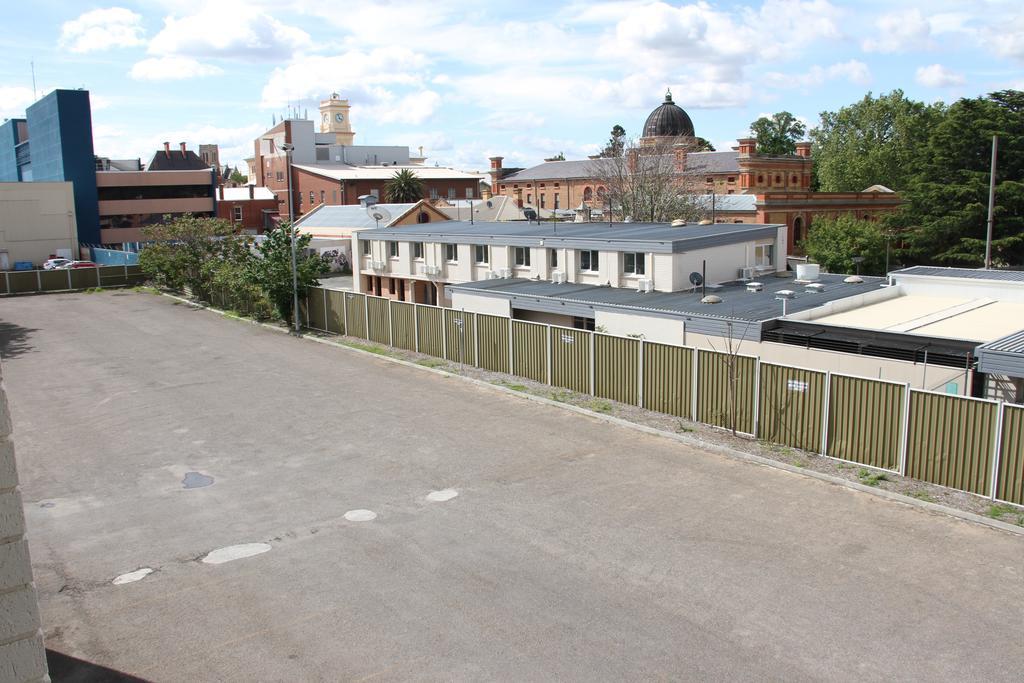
[[423, 264, 440, 276], [487, 270, 501, 280], [370, 260, 386, 270], [551, 270, 566, 284], [501, 268, 513, 279], [739, 266, 755, 280], [637, 278, 654, 293]]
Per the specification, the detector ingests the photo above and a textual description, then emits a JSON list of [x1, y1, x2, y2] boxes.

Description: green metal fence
[[826, 375, 906, 470], [594, 334, 637, 405], [307, 287, 327, 331], [696, 349, 757, 435], [384, 300, 412, 350], [2, 265, 144, 295], [512, 320, 548, 384], [417, 305, 444, 358], [325, 290, 345, 334], [7, 272, 38, 294], [476, 314, 510, 373], [642, 342, 693, 419], [757, 363, 827, 453], [444, 309, 476, 366], [39, 270, 69, 291], [344, 293, 367, 339], [550, 326, 591, 394], [905, 391, 998, 496], [996, 404, 1024, 505], [70, 268, 100, 289], [98, 265, 128, 287]]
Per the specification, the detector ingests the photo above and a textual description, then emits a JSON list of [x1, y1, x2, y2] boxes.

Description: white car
[[43, 258, 72, 270]]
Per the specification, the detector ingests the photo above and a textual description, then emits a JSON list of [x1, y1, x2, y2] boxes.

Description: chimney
[[488, 156, 503, 193], [795, 141, 812, 158], [248, 184, 254, 199], [218, 185, 224, 200], [163, 141, 171, 157], [179, 141, 187, 155], [737, 138, 757, 157]]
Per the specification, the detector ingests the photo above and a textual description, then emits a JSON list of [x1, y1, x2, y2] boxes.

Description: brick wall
[[0, 366, 49, 682]]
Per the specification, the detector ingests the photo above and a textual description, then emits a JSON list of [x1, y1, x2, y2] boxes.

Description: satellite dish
[[523, 208, 537, 221], [689, 271, 704, 287], [367, 205, 393, 228], [486, 200, 493, 209]]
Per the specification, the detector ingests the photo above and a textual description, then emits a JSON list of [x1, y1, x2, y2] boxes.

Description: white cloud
[[0, 86, 38, 120], [92, 121, 264, 168], [985, 18, 1024, 61], [147, 1, 310, 61], [862, 8, 932, 53], [130, 57, 223, 81], [762, 60, 871, 90], [59, 7, 145, 53], [365, 90, 442, 126], [484, 112, 546, 130], [915, 64, 966, 88]]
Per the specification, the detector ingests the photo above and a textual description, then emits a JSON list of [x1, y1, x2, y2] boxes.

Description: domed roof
[[643, 89, 695, 138]]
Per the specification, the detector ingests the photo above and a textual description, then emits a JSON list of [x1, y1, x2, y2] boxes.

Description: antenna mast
[[30, 60, 37, 100]]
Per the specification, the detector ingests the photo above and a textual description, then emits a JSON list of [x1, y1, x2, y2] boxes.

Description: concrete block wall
[[0, 366, 49, 683]]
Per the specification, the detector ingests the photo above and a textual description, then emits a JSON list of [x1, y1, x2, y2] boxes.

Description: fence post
[[388, 300, 395, 347], [441, 308, 448, 360], [899, 384, 912, 475], [990, 401, 1006, 500], [752, 358, 762, 439], [638, 338, 645, 409], [124, 264, 128, 282], [95, 266, 100, 289], [342, 291, 348, 335], [546, 325, 552, 385], [588, 331, 596, 395], [364, 294, 369, 340], [507, 319, 514, 374], [474, 313, 480, 368], [66, 269, 72, 290], [820, 371, 832, 456], [413, 303, 419, 352], [36, 270, 41, 292], [323, 288, 329, 332], [691, 348, 700, 421], [5, 271, 9, 294]]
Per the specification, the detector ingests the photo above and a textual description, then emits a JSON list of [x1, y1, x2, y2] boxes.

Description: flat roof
[[293, 164, 483, 181], [361, 220, 782, 254], [294, 203, 419, 231], [221, 187, 275, 201], [892, 266, 1024, 283], [448, 272, 884, 323]]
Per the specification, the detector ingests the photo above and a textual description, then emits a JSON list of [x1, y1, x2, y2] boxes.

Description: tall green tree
[[246, 223, 329, 325], [801, 215, 888, 275], [810, 90, 940, 192], [599, 125, 626, 157], [138, 214, 241, 297], [897, 90, 1024, 266], [385, 169, 425, 202], [750, 111, 806, 156], [693, 137, 716, 152], [229, 170, 248, 185]]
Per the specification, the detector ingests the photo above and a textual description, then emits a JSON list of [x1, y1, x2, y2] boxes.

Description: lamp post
[[280, 142, 299, 333]]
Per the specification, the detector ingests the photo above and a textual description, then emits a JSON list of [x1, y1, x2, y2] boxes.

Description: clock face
[[335, 113, 344, 122]]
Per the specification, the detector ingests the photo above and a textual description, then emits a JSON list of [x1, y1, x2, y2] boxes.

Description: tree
[[693, 137, 716, 152], [230, 169, 248, 185], [750, 111, 806, 156], [246, 223, 329, 325], [896, 90, 1024, 266], [801, 215, 888, 275], [598, 125, 627, 158], [545, 152, 566, 161], [138, 214, 241, 297], [385, 169, 424, 203], [810, 91, 940, 193]]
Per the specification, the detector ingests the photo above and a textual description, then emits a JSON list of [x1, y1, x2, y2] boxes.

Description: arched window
[[757, 175, 764, 184], [418, 211, 430, 223], [791, 175, 798, 184], [320, 190, 326, 203], [597, 186, 606, 198], [793, 216, 804, 244], [583, 187, 593, 201], [774, 175, 782, 184]]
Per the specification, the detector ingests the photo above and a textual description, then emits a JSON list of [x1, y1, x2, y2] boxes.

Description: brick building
[[215, 186, 278, 233]]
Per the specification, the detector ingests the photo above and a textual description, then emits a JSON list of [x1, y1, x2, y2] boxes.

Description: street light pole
[[985, 135, 998, 270], [281, 143, 299, 333]]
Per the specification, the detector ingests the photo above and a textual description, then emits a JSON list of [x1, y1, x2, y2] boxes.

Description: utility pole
[[281, 143, 299, 333], [984, 135, 998, 269]]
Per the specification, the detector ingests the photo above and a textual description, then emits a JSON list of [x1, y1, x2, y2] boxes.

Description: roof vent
[[776, 289, 796, 299], [746, 281, 763, 293], [843, 275, 864, 283], [670, 219, 686, 227], [805, 282, 825, 292], [700, 295, 722, 304]]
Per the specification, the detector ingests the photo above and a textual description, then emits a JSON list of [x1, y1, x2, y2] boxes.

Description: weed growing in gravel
[[550, 389, 574, 403], [416, 358, 447, 369], [676, 421, 694, 433], [985, 504, 1024, 526], [857, 468, 890, 487], [343, 341, 397, 357], [907, 490, 934, 502], [589, 399, 613, 413]]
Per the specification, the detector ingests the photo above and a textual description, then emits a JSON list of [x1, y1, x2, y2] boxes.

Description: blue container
[[13, 261, 34, 271]]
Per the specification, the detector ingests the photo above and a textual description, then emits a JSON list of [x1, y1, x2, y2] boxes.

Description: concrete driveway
[[1, 291, 1022, 681]]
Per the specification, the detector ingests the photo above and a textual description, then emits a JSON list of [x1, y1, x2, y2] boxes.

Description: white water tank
[[796, 263, 820, 281]]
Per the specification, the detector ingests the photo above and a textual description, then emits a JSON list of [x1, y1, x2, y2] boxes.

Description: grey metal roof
[[693, 194, 757, 212], [361, 220, 781, 254], [976, 328, 1024, 378], [892, 266, 1024, 282], [499, 150, 741, 183], [684, 151, 740, 174], [293, 203, 417, 229], [447, 272, 885, 324]]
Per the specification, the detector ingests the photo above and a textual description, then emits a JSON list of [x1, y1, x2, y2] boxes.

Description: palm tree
[[385, 169, 425, 202]]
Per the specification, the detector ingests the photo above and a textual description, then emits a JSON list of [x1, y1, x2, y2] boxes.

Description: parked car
[[43, 258, 72, 270], [59, 261, 98, 269]]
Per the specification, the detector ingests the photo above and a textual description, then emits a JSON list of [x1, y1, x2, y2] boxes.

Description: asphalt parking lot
[[2, 290, 1023, 681]]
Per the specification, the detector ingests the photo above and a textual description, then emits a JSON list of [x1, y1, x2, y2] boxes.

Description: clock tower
[[319, 92, 355, 146]]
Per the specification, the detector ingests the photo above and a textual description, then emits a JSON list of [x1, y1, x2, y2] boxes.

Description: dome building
[[640, 89, 695, 145]]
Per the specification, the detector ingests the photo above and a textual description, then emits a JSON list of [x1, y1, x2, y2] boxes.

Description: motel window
[[276, 171, 284, 181], [232, 206, 242, 221], [527, 194, 532, 203], [549, 249, 558, 268], [413, 242, 424, 259], [514, 247, 531, 267], [445, 244, 458, 262], [362, 240, 371, 256], [540, 194, 546, 208], [430, 188, 439, 199], [466, 187, 474, 199], [572, 316, 596, 331], [388, 241, 399, 258], [474, 244, 489, 264], [623, 252, 645, 275], [579, 250, 599, 272], [554, 194, 560, 209], [448, 187, 456, 200], [755, 244, 774, 267], [320, 190, 326, 203]]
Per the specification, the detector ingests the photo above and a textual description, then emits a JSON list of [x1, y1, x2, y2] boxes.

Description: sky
[[1, 0, 1021, 173]]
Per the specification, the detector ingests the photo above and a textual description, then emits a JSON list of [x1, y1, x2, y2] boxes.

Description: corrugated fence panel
[[417, 305, 444, 358], [0, 274, 7, 294], [389, 301, 415, 350], [697, 349, 756, 435], [126, 264, 146, 284], [297, 295, 309, 328], [551, 326, 591, 394], [595, 334, 637, 405], [996, 404, 1024, 505], [643, 342, 693, 419], [444, 309, 476, 366], [307, 287, 327, 331], [40, 270, 69, 292], [757, 363, 826, 453], [906, 391, 997, 496], [476, 314, 509, 372], [512, 320, 548, 384], [362, 296, 388, 345], [8, 272, 37, 294], [325, 290, 345, 334], [98, 265, 127, 287], [827, 375, 904, 470], [344, 293, 367, 339], [70, 268, 99, 289]]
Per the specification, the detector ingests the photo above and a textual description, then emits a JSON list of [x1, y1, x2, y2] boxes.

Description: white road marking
[[344, 509, 377, 522], [427, 489, 459, 502], [201, 543, 272, 565], [112, 568, 154, 585]]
